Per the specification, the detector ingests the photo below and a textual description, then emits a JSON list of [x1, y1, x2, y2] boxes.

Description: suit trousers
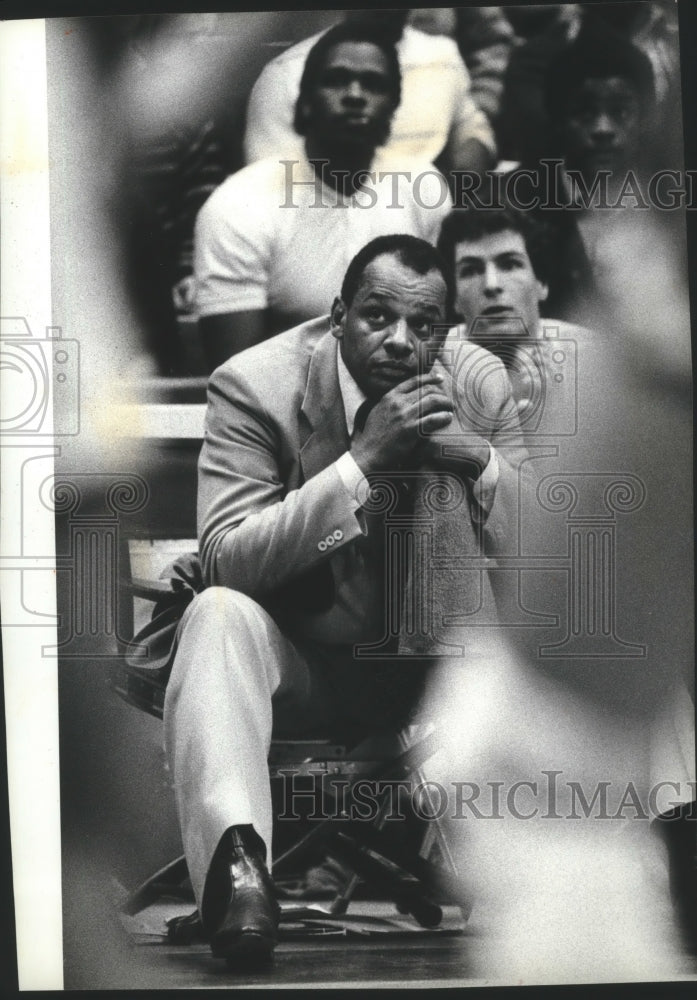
[[163, 585, 426, 919]]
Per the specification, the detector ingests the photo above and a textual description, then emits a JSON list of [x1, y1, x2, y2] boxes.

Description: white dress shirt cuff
[[335, 453, 371, 535]]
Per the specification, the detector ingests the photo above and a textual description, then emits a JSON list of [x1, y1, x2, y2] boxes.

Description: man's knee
[[170, 587, 277, 692], [181, 586, 267, 632]]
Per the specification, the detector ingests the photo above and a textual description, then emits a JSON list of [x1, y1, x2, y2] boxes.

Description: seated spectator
[[453, 6, 516, 126], [497, 3, 580, 165], [498, 2, 678, 167], [194, 21, 453, 370], [485, 26, 656, 324], [242, 10, 496, 175], [538, 25, 656, 322], [401, 7, 516, 124], [582, 2, 679, 114], [436, 203, 582, 436]]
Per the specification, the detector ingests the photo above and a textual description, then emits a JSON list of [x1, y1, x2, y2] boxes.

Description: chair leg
[[328, 831, 443, 929], [323, 864, 361, 917], [273, 729, 443, 876], [122, 855, 190, 916], [396, 728, 459, 881], [354, 822, 470, 907]]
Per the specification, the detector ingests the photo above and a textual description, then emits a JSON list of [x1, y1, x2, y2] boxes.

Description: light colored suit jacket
[[198, 316, 529, 635]]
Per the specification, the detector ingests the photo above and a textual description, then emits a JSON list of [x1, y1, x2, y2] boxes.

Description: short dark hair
[[294, 21, 402, 137], [437, 205, 553, 286], [545, 24, 655, 125], [341, 234, 452, 312]]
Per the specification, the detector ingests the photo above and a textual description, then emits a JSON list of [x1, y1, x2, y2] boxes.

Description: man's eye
[[500, 258, 524, 271], [365, 308, 386, 323], [609, 104, 635, 122], [457, 265, 479, 279], [322, 70, 350, 88], [412, 319, 431, 335], [361, 74, 390, 94]]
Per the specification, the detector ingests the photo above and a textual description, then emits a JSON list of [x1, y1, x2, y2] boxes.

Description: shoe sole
[[212, 930, 276, 970]]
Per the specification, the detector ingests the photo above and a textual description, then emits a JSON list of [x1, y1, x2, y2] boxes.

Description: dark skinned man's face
[[331, 253, 448, 402], [302, 41, 396, 153], [562, 76, 643, 178]]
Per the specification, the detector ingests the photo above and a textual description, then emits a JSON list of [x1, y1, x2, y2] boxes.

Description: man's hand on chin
[[350, 372, 454, 476]]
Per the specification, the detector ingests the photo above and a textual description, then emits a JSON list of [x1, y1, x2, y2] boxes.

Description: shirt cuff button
[[318, 540, 327, 552]]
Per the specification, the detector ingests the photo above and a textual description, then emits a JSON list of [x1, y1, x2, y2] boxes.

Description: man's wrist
[[349, 439, 380, 478]]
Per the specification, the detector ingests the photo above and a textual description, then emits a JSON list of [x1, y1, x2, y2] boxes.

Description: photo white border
[[0, 17, 63, 992]]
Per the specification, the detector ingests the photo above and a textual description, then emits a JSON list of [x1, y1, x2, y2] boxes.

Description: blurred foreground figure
[[421, 202, 694, 982], [424, 636, 688, 983], [95, 12, 281, 376]]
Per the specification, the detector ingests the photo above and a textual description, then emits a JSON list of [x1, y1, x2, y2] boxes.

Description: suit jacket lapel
[[299, 332, 350, 483]]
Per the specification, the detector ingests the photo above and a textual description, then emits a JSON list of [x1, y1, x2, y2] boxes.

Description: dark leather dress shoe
[[209, 827, 280, 969], [653, 803, 697, 953]]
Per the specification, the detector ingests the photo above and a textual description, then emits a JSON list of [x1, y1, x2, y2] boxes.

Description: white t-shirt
[[243, 25, 495, 166], [194, 150, 452, 321]]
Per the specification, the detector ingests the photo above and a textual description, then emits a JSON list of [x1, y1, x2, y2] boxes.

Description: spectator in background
[[194, 21, 452, 371], [491, 26, 657, 325], [242, 10, 497, 176], [498, 2, 679, 167], [436, 204, 579, 439], [497, 4, 580, 165], [453, 6, 516, 127], [404, 7, 516, 126], [537, 25, 657, 322], [583, 2, 680, 112]]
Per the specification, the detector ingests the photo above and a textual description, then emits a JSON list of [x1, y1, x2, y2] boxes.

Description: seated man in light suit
[[165, 234, 529, 968]]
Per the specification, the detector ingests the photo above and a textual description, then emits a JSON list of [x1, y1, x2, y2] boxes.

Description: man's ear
[[330, 297, 346, 339], [538, 280, 549, 305]]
